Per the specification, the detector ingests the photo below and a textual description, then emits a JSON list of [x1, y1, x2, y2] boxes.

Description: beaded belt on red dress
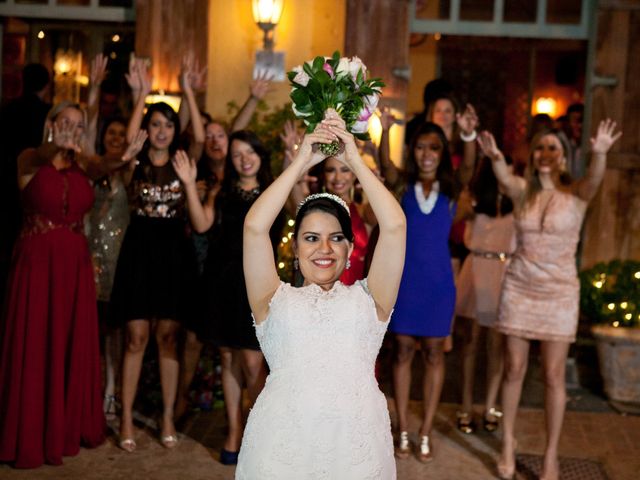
[[20, 214, 84, 237]]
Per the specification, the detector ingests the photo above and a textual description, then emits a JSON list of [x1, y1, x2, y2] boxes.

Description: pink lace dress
[[496, 190, 587, 342], [236, 280, 395, 479]]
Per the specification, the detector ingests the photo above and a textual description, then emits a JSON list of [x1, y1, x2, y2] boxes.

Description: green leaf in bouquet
[[356, 69, 364, 85], [291, 88, 309, 106], [312, 56, 325, 73], [302, 62, 315, 78]]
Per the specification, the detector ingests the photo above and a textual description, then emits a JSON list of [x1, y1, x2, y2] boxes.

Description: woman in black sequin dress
[[110, 62, 205, 452], [173, 130, 283, 464]]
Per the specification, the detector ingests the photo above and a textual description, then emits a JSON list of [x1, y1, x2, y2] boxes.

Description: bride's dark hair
[[294, 197, 354, 243]]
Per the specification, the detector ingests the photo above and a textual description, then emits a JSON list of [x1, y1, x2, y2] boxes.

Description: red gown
[[0, 163, 105, 468], [340, 202, 369, 286]]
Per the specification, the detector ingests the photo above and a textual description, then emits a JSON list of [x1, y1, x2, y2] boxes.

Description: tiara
[[296, 193, 350, 216]]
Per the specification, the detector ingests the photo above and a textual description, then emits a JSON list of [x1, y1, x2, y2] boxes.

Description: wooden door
[[344, 0, 410, 118], [580, 1, 640, 268]]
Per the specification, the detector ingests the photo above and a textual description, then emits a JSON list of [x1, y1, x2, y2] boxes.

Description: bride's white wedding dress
[[236, 280, 396, 480]]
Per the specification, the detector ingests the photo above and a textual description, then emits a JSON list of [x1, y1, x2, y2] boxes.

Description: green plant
[[580, 260, 640, 327]]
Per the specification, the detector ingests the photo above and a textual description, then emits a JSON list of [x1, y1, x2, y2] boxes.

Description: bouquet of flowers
[[288, 51, 385, 155]]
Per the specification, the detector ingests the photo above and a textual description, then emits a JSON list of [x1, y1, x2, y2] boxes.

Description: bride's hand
[[320, 117, 359, 168], [295, 124, 337, 169]]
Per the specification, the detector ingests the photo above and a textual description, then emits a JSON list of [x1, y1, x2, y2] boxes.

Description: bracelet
[[460, 130, 477, 142]]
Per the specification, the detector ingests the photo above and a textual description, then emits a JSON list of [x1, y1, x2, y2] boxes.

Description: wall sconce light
[[533, 97, 557, 118], [252, 0, 284, 51]]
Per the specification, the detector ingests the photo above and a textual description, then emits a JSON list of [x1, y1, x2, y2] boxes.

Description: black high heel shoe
[[483, 407, 502, 432], [456, 411, 475, 434]]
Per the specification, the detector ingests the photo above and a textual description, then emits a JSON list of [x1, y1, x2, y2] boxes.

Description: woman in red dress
[[0, 102, 145, 468]]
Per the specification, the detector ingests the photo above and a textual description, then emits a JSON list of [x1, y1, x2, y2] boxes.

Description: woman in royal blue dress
[[380, 118, 476, 462]]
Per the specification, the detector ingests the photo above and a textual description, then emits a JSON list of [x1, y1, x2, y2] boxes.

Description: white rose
[[363, 94, 379, 110], [335, 57, 350, 78], [348, 56, 367, 82], [351, 120, 369, 134], [292, 66, 310, 87]]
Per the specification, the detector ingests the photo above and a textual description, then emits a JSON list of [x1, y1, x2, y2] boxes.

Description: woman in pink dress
[[477, 120, 621, 480], [0, 102, 145, 468]]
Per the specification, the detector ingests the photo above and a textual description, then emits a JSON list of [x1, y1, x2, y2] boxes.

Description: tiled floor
[[2, 401, 638, 480], [1, 330, 638, 479]]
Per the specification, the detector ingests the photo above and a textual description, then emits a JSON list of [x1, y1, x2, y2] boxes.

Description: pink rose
[[322, 62, 335, 79], [357, 106, 374, 122]]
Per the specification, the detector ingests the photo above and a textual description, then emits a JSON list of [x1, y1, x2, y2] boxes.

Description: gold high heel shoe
[[417, 434, 433, 463], [394, 431, 410, 459]]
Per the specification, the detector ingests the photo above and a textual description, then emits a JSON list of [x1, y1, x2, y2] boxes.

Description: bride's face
[[294, 211, 353, 289]]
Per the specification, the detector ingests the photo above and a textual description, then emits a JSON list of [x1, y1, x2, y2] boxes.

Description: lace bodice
[[237, 280, 396, 479]]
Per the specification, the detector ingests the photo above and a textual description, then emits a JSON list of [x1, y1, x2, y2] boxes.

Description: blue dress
[[389, 187, 456, 337]]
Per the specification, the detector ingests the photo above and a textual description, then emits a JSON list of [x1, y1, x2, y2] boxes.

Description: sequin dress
[[496, 191, 587, 342], [236, 280, 395, 479], [85, 174, 130, 306], [0, 163, 105, 468], [109, 162, 197, 324]]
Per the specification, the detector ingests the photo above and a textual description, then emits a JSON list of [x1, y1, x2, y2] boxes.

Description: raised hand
[[280, 120, 300, 152], [297, 126, 337, 169], [90, 53, 108, 87], [53, 119, 82, 153], [456, 103, 479, 136], [250, 71, 273, 100], [125, 57, 142, 92], [477, 131, 502, 161], [379, 107, 396, 131], [321, 109, 358, 164], [172, 149, 198, 185], [590, 118, 622, 154], [190, 58, 208, 92], [122, 130, 148, 162]]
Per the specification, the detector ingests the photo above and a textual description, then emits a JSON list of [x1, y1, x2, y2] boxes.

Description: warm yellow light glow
[[634, 271, 640, 279], [288, 232, 293, 238], [112, 34, 120, 42], [287, 219, 295, 227], [37, 30, 45, 40], [55, 57, 72, 75], [278, 262, 285, 269], [434, 32, 441, 41], [613, 321, 620, 327], [607, 303, 615, 311], [625, 313, 632, 320], [281, 237, 288, 244], [621, 302, 628, 309], [76, 75, 89, 86], [533, 97, 557, 117], [593, 281, 603, 289], [144, 93, 182, 113], [252, 0, 284, 25]]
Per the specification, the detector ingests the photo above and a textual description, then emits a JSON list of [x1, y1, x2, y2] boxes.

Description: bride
[[236, 110, 406, 479]]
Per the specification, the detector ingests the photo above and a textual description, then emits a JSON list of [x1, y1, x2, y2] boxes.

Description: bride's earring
[[345, 259, 351, 270], [294, 258, 299, 270]]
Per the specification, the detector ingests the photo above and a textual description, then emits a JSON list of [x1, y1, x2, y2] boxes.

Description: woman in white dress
[[236, 110, 406, 479]]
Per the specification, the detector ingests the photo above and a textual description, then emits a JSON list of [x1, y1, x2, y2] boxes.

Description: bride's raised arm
[[323, 111, 406, 321], [243, 125, 335, 323]]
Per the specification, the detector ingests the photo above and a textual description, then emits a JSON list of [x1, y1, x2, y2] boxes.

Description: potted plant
[[580, 260, 640, 404]]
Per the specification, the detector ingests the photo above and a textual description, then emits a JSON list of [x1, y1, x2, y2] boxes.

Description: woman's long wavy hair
[[522, 129, 572, 210], [137, 102, 182, 165], [405, 122, 457, 200], [221, 130, 273, 193]]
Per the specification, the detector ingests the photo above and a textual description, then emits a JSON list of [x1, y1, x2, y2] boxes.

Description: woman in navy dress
[[380, 119, 476, 462]]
